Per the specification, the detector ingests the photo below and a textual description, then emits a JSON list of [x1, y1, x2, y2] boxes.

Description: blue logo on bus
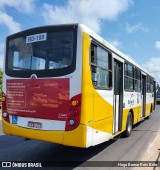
[[12, 116, 18, 124]]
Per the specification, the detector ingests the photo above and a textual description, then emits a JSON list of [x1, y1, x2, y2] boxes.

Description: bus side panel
[[146, 93, 154, 117], [93, 90, 113, 132], [81, 32, 114, 146], [136, 106, 142, 122], [63, 124, 86, 147], [81, 32, 94, 147], [93, 90, 113, 122], [146, 103, 150, 117], [132, 106, 139, 124], [62, 30, 88, 148], [81, 32, 93, 125], [92, 90, 113, 146], [122, 92, 142, 129], [122, 109, 130, 131]]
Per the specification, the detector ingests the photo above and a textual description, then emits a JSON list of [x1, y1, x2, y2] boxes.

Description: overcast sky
[[0, 0, 160, 82]]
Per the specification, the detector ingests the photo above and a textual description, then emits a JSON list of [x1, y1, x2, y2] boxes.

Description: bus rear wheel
[[123, 112, 133, 137]]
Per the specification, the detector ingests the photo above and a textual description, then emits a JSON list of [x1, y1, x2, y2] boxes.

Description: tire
[[146, 115, 150, 119], [123, 112, 133, 137]]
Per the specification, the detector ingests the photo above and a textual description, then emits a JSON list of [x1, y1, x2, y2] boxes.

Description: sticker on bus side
[[26, 33, 47, 44]]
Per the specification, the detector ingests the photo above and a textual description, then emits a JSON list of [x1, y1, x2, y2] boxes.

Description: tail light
[[65, 94, 81, 131], [2, 92, 9, 122]]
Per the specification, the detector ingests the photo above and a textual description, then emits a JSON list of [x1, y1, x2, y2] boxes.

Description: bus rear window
[[8, 31, 72, 70], [6, 26, 77, 78]]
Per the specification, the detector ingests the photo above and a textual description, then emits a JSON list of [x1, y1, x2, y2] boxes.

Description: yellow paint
[[145, 103, 151, 117], [138, 106, 142, 121], [2, 118, 10, 134], [93, 90, 113, 121], [81, 32, 94, 126], [93, 90, 113, 133], [121, 109, 129, 131], [132, 106, 140, 124], [63, 125, 86, 147], [2, 117, 64, 144], [81, 32, 113, 134], [92, 117, 113, 134], [2, 117, 86, 147]]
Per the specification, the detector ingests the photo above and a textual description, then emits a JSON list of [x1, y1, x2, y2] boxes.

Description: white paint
[[141, 94, 144, 117], [146, 93, 154, 104], [69, 26, 82, 99], [113, 96, 115, 133], [112, 53, 124, 63], [123, 91, 142, 109], [9, 116, 66, 130], [86, 126, 112, 147], [96, 90, 113, 106], [115, 95, 119, 132], [86, 126, 93, 147]]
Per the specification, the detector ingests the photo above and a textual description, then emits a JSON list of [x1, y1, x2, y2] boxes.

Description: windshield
[[6, 25, 77, 77]]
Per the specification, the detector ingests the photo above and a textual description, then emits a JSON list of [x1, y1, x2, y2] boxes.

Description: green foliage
[[0, 68, 3, 98]]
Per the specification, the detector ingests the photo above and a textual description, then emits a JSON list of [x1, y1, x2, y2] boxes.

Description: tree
[[0, 68, 3, 98]]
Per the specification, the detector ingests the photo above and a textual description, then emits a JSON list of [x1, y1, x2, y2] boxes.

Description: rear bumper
[[2, 118, 87, 148]]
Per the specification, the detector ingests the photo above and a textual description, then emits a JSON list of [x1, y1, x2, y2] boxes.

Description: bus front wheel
[[123, 112, 133, 137]]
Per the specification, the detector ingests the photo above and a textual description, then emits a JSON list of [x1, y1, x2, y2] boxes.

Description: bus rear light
[[71, 100, 79, 107], [2, 96, 6, 102], [3, 112, 8, 118], [2, 92, 7, 112], [2, 113, 9, 122], [65, 94, 81, 131], [2, 92, 9, 122], [70, 109, 78, 116], [69, 119, 77, 126]]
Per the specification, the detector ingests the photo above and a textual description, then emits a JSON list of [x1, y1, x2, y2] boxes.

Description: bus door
[[142, 74, 146, 117], [113, 60, 123, 134]]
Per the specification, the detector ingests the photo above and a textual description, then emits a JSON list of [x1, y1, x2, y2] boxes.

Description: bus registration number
[[27, 121, 42, 129], [26, 33, 47, 43]]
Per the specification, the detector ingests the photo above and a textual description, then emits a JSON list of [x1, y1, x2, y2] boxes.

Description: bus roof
[[6, 23, 154, 80], [78, 24, 154, 79]]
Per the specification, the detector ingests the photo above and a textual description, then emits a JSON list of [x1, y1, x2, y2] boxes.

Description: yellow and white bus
[[2, 24, 156, 148]]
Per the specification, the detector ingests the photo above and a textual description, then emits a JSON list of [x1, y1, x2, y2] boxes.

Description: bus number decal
[[26, 33, 47, 44]]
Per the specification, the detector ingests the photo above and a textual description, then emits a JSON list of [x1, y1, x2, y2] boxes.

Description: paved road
[[0, 106, 160, 170]]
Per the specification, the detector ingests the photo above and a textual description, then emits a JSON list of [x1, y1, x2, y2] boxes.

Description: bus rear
[[2, 24, 87, 147]]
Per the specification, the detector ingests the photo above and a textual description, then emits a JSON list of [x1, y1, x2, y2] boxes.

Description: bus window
[[90, 43, 112, 89], [134, 68, 141, 92], [124, 63, 134, 91]]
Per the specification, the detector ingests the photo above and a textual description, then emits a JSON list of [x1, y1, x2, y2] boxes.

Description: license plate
[[27, 121, 42, 129]]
